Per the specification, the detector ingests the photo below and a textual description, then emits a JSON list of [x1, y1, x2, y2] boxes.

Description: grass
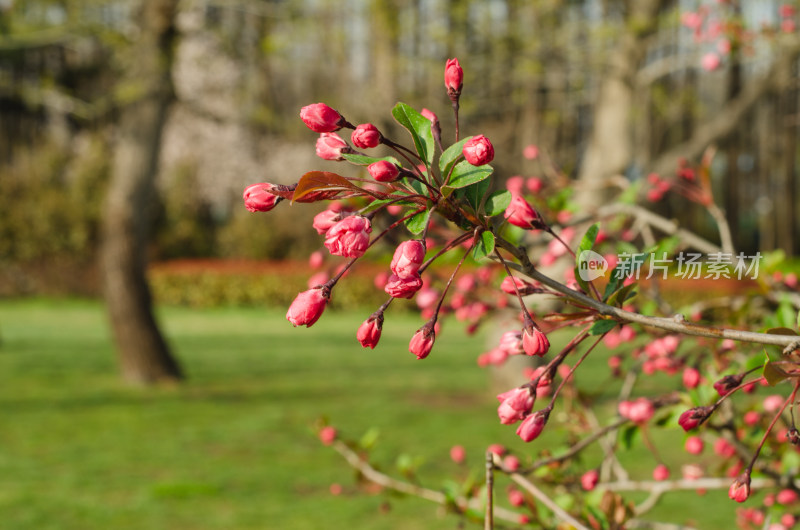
[[0, 298, 739, 529]]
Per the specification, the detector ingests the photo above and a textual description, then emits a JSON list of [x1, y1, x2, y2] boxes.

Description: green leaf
[[602, 264, 624, 302], [444, 160, 493, 191], [403, 177, 428, 196], [405, 208, 433, 235], [342, 153, 401, 166], [778, 301, 796, 329], [391, 102, 435, 166], [358, 427, 380, 450], [574, 265, 591, 296], [620, 424, 640, 450], [456, 178, 490, 212], [578, 223, 600, 256], [744, 352, 767, 372], [607, 283, 637, 307], [484, 190, 512, 217], [781, 449, 800, 474], [590, 320, 617, 335], [360, 198, 412, 215], [472, 231, 495, 261], [439, 136, 471, 178]]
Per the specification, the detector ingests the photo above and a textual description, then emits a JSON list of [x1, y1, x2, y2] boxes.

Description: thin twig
[[604, 476, 777, 492], [485, 450, 494, 530], [331, 441, 521, 524], [500, 458, 591, 530]]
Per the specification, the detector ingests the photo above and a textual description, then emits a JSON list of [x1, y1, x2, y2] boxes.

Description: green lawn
[[0, 299, 737, 529]]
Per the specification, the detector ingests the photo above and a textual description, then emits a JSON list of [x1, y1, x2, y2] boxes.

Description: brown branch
[[330, 441, 521, 524], [496, 455, 591, 530], [495, 237, 799, 348], [605, 476, 777, 493]]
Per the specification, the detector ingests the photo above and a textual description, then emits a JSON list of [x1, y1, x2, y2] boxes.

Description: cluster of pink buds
[[242, 57, 556, 366]]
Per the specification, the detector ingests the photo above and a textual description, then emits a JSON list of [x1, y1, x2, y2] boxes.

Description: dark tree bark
[[101, 0, 182, 385]]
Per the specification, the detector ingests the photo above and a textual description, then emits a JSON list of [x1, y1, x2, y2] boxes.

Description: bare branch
[[496, 237, 799, 348], [330, 441, 521, 524], [499, 456, 591, 530]]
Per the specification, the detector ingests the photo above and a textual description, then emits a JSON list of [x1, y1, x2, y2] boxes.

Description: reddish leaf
[[292, 171, 364, 203]]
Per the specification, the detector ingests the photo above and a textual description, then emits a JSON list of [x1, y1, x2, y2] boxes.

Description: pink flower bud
[[501, 276, 534, 294], [300, 103, 344, 133], [581, 469, 599, 491], [307, 272, 328, 289], [420, 108, 438, 123], [450, 445, 466, 464], [522, 325, 550, 357], [498, 331, 524, 356], [390, 240, 426, 279], [324, 216, 372, 258], [367, 160, 400, 182], [316, 132, 348, 161], [619, 397, 655, 424], [357, 313, 383, 349], [506, 175, 524, 194], [714, 374, 744, 396], [653, 464, 670, 481], [508, 488, 525, 507], [309, 250, 324, 269], [487, 444, 506, 457], [319, 425, 337, 445], [287, 287, 329, 327], [714, 438, 736, 459], [502, 454, 520, 471], [523, 144, 539, 160], [504, 195, 542, 230], [312, 209, 342, 235], [678, 406, 714, 431], [728, 472, 751, 503], [685, 436, 704, 455], [778, 489, 799, 505], [526, 177, 543, 193], [409, 322, 436, 359], [683, 367, 701, 389], [681, 11, 703, 30], [497, 387, 534, 425], [384, 273, 423, 299], [444, 57, 463, 95], [462, 134, 494, 166], [701, 52, 721, 72], [351, 123, 381, 149], [763, 394, 784, 413], [415, 287, 439, 310], [243, 183, 282, 212], [516, 409, 549, 442]]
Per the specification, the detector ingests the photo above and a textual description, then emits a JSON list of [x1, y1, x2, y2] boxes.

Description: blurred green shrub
[[149, 266, 394, 310], [0, 136, 109, 262]]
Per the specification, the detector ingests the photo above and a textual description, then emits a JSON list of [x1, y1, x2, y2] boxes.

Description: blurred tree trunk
[[101, 0, 182, 385], [575, 0, 665, 208]]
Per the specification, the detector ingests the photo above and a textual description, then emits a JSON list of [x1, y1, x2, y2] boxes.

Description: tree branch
[[495, 237, 799, 348], [330, 441, 521, 524], [648, 35, 800, 177], [497, 455, 590, 530]]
